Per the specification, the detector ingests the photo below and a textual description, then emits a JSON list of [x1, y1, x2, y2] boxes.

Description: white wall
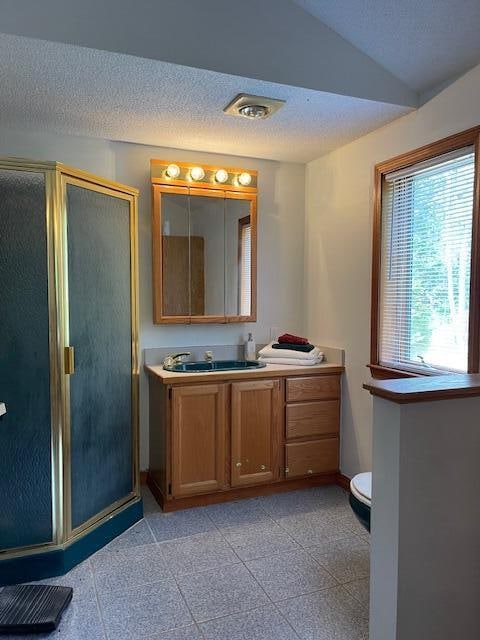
[[305, 62, 480, 477], [0, 129, 306, 468]]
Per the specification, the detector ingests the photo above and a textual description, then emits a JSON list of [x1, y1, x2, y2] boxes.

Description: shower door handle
[[64, 346, 75, 375]]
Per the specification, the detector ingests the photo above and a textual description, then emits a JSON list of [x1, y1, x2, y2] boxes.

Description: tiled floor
[[4, 485, 370, 640]]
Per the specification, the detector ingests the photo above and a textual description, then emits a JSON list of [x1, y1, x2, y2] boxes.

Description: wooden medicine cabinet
[[151, 159, 257, 324]]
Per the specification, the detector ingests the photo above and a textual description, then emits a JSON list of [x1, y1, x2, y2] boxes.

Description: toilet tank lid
[[350, 472, 372, 505]]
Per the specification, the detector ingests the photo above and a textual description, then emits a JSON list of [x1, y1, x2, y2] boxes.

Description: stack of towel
[[258, 333, 324, 366]]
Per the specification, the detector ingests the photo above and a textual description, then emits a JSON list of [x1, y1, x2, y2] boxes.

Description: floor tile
[[0, 598, 106, 640], [336, 511, 370, 536], [277, 511, 353, 547], [158, 531, 239, 576], [308, 485, 349, 504], [28, 559, 95, 602], [149, 625, 203, 640], [100, 519, 155, 552], [91, 543, 170, 593], [199, 604, 299, 639], [344, 577, 370, 610], [256, 490, 320, 518], [99, 580, 192, 640], [203, 498, 271, 528], [141, 486, 163, 515], [147, 509, 216, 543], [221, 520, 299, 561], [279, 586, 369, 640], [177, 563, 269, 623], [307, 532, 368, 556], [309, 536, 369, 584], [245, 549, 337, 601]]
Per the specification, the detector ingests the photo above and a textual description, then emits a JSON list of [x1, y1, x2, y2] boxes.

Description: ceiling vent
[[223, 93, 285, 120]]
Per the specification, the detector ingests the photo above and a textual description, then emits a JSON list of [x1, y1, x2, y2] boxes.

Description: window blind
[[379, 147, 475, 373], [239, 222, 251, 316]]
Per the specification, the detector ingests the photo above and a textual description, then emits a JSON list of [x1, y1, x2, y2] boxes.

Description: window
[[371, 128, 480, 377], [238, 215, 251, 316]]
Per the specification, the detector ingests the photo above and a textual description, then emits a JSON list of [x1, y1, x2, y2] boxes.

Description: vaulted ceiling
[[0, 0, 478, 162]]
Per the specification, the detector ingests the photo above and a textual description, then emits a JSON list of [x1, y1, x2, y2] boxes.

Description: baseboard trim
[[147, 471, 345, 512], [336, 473, 351, 491], [0, 500, 143, 587]]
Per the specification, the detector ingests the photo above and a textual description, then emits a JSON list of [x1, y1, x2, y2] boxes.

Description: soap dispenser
[[244, 333, 256, 361]]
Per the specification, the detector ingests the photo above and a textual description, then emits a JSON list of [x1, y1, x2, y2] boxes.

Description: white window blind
[[379, 147, 475, 373], [239, 222, 251, 316]]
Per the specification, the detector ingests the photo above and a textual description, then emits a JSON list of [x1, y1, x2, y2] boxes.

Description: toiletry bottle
[[245, 333, 256, 361]]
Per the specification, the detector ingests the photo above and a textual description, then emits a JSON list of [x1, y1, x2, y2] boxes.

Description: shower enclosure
[[0, 157, 141, 585]]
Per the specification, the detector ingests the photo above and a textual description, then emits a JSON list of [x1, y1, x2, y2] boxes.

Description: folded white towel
[[258, 341, 323, 361], [258, 355, 324, 366]]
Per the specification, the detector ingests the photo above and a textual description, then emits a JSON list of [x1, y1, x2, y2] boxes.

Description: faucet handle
[[163, 352, 191, 368]]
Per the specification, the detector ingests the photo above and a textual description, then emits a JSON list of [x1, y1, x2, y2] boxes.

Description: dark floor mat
[[0, 584, 72, 635]]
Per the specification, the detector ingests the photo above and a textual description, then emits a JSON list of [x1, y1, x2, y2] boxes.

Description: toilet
[[349, 472, 371, 532]]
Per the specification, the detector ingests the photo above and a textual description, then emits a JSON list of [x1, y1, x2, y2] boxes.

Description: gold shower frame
[[0, 157, 140, 561]]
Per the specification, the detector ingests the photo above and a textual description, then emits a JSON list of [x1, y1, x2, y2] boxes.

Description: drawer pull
[[260, 464, 266, 471], [285, 467, 289, 474], [307, 469, 313, 475], [236, 462, 242, 468]]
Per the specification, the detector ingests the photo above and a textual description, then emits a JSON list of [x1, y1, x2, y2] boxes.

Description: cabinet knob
[[307, 469, 313, 475], [285, 467, 289, 474], [236, 462, 242, 468], [260, 464, 266, 471]]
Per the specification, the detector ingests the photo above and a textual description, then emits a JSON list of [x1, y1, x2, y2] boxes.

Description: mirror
[[225, 197, 252, 317], [151, 161, 257, 324], [189, 191, 225, 317]]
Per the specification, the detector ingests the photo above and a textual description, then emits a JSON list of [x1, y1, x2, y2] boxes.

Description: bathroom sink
[[164, 359, 266, 373]]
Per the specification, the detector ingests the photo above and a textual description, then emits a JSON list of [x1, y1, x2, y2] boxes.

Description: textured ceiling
[[294, 0, 480, 93], [0, 34, 411, 163]]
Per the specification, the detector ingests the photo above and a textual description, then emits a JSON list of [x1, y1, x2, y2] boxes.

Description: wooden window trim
[[370, 126, 480, 379]]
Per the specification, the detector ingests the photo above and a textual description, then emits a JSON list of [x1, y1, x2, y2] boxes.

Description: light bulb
[[238, 172, 252, 186], [165, 164, 180, 179], [215, 169, 229, 183], [190, 166, 205, 181], [239, 104, 269, 119]]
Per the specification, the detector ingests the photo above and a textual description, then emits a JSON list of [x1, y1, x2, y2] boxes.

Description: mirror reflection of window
[[238, 216, 251, 317]]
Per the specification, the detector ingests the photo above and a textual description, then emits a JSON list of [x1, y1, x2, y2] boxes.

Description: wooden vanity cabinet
[[231, 379, 282, 487], [171, 384, 226, 497], [285, 375, 340, 479], [148, 368, 343, 510]]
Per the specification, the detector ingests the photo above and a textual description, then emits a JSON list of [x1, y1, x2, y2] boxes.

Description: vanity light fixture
[[224, 93, 286, 120], [238, 172, 252, 186], [165, 163, 180, 179], [215, 169, 229, 183], [190, 166, 205, 181]]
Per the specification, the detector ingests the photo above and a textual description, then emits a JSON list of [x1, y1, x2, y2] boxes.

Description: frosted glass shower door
[[0, 168, 53, 551], [65, 180, 137, 532]]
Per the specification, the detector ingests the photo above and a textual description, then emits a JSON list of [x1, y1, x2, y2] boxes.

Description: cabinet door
[[171, 384, 226, 497], [231, 379, 282, 487]]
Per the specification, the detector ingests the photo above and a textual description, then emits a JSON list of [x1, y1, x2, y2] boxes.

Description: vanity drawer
[[286, 375, 340, 402], [286, 400, 339, 439], [285, 438, 339, 478]]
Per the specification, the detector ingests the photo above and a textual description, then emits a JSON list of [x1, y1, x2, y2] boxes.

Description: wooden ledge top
[[364, 374, 480, 404]]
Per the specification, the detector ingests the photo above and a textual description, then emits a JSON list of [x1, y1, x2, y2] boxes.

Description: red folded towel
[[278, 333, 310, 345]]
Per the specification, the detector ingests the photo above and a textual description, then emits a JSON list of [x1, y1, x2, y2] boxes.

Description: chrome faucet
[[163, 352, 191, 368], [204, 350, 214, 362]]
